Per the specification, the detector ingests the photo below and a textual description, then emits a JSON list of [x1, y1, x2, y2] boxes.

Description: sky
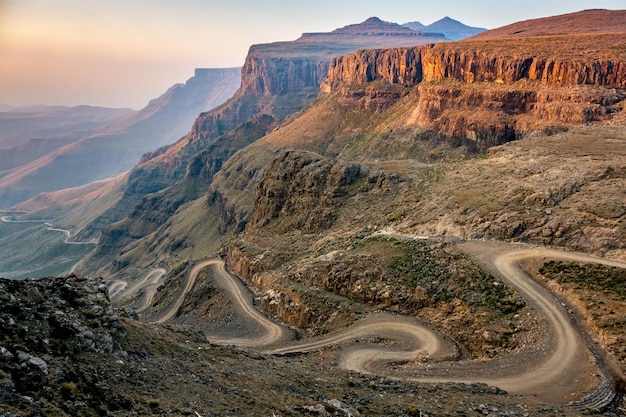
[[1, 0, 624, 109]]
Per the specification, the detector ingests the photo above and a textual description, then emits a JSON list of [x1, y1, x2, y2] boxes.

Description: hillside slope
[[0, 68, 240, 208], [471, 8, 626, 39], [93, 9, 626, 385], [2, 9, 626, 413], [74, 17, 453, 271]]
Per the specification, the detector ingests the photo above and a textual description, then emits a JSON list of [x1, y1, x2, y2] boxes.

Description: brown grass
[[448, 33, 626, 61]]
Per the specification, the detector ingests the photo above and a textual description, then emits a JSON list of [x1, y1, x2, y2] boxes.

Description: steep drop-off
[[0, 68, 240, 209], [78, 17, 452, 275], [124, 17, 448, 192], [321, 33, 626, 150]]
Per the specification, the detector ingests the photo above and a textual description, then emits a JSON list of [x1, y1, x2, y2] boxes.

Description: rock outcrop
[[323, 34, 626, 91], [250, 150, 365, 233], [0, 275, 123, 357], [321, 33, 626, 150], [0, 275, 126, 413]]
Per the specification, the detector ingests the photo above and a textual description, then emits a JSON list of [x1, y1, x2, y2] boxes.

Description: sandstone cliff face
[[240, 52, 329, 98], [321, 48, 424, 92], [408, 83, 624, 150], [322, 35, 626, 150], [324, 36, 626, 91], [420, 45, 626, 88]]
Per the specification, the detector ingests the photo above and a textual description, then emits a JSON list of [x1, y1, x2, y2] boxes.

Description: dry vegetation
[[538, 261, 626, 377], [452, 33, 626, 61]]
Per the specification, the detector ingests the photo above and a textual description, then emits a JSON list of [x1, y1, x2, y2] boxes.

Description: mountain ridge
[[0, 68, 240, 209], [71, 16, 456, 267], [471, 8, 626, 39], [1, 8, 626, 416], [404, 16, 487, 40]]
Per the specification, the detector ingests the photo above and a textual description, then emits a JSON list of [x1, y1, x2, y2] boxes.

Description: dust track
[[141, 241, 626, 403]]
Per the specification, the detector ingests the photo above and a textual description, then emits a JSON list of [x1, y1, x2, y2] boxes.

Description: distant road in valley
[[1, 216, 97, 276], [43, 223, 98, 245], [1, 216, 50, 223], [1, 216, 97, 245]]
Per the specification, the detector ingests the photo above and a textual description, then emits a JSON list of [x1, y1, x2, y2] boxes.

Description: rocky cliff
[[137, 16, 449, 174], [80, 17, 454, 276], [239, 53, 329, 99], [324, 34, 626, 90], [321, 33, 626, 149]]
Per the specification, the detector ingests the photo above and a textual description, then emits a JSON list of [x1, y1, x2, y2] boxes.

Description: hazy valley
[[1, 10, 625, 416]]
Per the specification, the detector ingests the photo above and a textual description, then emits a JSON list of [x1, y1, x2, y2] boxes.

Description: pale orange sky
[[1, 0, 623, 109]]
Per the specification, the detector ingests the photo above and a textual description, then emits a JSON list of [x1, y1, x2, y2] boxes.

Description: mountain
[[74, 7, 626, 395], [404, 16, 487, 40], [403, 21, 425, 31], [76, 9, 626, 280], [0, 68, 240, 208], [423, 16, 486, 40], [2, 10, 626, 414], [68, 17, 451, 266], [471, 8, 626, 39]]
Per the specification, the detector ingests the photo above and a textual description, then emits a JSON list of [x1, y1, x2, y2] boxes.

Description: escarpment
[[239, 52, 329, 98], [321, 47, 425, 89], [324, 34, 626, 91], [322, 33, 626, 147]]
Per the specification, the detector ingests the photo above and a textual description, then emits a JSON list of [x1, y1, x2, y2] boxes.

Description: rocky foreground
[[0, 274, 613, 416]]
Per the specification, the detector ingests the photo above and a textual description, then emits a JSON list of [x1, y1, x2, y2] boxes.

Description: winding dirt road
[[203, 259, 293, 347], [43, 223, 98, 245], [109, 268, 167, 314], [141, 240, 626, 404], [154, 259, 221, 324]]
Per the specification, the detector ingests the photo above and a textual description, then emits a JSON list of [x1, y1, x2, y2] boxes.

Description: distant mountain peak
[[427, 16, 484, 31], [363, 16, 385, 24], [403, 16, 487, 40], [332, 16, 416, 34], [403, 21, 425, 31]]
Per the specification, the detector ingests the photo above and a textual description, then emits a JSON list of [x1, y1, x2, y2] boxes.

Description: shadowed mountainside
[[0, 68, 240, 208], [71, 16, 452, 262]]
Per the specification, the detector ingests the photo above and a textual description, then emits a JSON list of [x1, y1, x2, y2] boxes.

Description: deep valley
[[1, 9, 625, 417]]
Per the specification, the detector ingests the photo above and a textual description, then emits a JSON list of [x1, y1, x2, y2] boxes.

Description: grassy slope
[[0, 222, 94, 279]]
